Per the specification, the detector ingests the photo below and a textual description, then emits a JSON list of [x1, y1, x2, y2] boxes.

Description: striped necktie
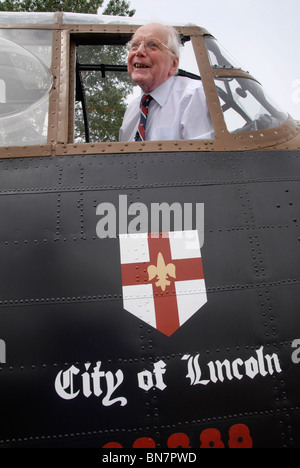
[[135, 94, 153, 141]]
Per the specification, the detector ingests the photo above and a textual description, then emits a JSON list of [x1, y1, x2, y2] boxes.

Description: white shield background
[[119, 230, 207, 335]]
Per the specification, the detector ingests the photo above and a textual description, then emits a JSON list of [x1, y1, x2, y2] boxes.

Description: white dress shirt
[[119, 75, 214, 141]]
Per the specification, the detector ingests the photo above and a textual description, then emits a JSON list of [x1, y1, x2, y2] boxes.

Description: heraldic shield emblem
[[119, 231, 207, 336]]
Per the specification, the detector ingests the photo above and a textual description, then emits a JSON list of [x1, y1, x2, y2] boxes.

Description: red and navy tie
[[135, 94, 153, 141]]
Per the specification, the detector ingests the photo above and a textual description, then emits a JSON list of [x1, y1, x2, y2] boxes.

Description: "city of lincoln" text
[[54, 346, 284, 406]]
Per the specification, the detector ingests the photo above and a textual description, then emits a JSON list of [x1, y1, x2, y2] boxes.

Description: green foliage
[[0, 0, 103, 13], [0, 0, 135, 16], [75, 44, 134, 142], [103, 0, 135, 17]]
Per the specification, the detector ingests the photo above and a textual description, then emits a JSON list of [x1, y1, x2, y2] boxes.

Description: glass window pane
[[205, 36, 244, 70], [0, 12, 55, 24], [0, 37, 53, 146], [215, 77, 288, 133], [62, 12, 143, 26], [0, 29, 52, 68]]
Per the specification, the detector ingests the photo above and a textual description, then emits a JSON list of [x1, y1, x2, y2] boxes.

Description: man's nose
[[135, 41, 147, 54]]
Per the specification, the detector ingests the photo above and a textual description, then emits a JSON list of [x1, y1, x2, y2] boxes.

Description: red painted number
[[228, 423, 253, 448], [102, 442, 123, 448], [167, 432, 191, 448], [200, 428, 225, 448], [132, 437, 156, 448], [102, 423, 253, 448]]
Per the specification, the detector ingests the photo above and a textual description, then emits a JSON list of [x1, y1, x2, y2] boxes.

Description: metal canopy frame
[[0, 12, 299, 158]]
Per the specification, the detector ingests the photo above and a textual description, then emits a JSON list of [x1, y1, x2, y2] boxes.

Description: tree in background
[[0, 0, 135, 15], [0, 0, 135, 16], [0, 0, 102, 13], [0, 0, 136, 142], [100, 0, 135, 17], [75, 0, 136, 142]]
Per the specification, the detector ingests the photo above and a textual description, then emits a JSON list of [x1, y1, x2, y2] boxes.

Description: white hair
[[131, 23, 181, 58], [165, 26, 181, 58]]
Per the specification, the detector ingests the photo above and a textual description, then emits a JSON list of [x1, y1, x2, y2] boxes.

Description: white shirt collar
[[146, 76, 175, 108]]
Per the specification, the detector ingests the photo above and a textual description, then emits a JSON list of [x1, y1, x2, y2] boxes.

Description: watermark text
[[96, 195, 204, 246], [0, 339, 6, 363]]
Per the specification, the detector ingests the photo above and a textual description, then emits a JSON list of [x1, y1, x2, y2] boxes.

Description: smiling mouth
[[134, 64, 150, 68]]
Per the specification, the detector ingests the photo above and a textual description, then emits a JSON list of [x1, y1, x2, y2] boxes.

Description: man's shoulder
[[173, 75, 204, 92], [123, 93, 141, 115], [127, 93, 141, 107]]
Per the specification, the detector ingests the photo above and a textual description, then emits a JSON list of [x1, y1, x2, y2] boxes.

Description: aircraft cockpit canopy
[[205, 37, 288, 133], [0, 11, 298, 153]]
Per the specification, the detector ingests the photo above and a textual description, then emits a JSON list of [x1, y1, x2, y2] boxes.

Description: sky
[[102, 0, 300, 119]]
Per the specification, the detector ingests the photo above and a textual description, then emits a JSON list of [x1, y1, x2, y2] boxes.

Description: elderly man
[[119, 22, 214, 142]]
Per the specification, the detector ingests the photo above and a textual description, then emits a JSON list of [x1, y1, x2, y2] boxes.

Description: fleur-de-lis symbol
[[147, 252, 176, 292]]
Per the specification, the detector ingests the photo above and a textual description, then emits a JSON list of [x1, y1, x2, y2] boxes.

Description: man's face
[[127, 24, 179, 93]]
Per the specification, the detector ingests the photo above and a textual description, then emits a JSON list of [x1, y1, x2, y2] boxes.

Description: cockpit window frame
[[0, 14, 299, 158]]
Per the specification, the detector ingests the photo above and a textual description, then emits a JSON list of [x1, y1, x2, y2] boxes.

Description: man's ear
[[170, 56, 179, 76]]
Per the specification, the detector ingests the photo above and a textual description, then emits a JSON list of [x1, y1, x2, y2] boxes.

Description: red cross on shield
[[119, 231, 207, 336]]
